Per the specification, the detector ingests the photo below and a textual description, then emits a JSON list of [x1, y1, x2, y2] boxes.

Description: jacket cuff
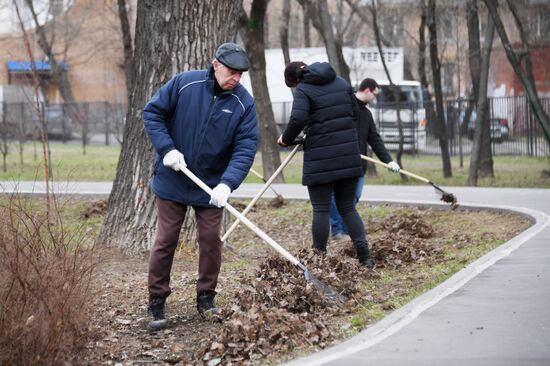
[[159, 144, 176, 157]]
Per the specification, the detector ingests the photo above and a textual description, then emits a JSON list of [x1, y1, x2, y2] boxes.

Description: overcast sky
[[0, 0, 60, 34], [0, 3, 19, 34]]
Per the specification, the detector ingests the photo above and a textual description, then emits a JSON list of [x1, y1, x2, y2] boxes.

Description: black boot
[[312, 245, 327, 256], [148, 297, 167, 330], [197, 291, 221, 318], [356, 243, 375, 270]]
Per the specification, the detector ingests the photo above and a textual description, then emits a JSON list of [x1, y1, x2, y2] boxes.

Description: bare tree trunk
[[344, 0, 415, 82], [317, 0, 350, 82], [418, 0, 438, 144], [280, 0, 291, 67], [370, 0, 406, 179], [13, 0, 51, 208], [478, 18, 495, 178], [467, 0, 494, 178], [298, 0, 350, 82], [483, 0, 550, 143], [0, 101, 7, 172], [98, 0, 239, 252], [466, 0, 481, 106], [427, 0, 452, 177], [303, 14, 311, 47], [239, 0, 284, 183], [117, 0, 133, 98], [468, 14, 495, 184], [23, 0, 82, 131]]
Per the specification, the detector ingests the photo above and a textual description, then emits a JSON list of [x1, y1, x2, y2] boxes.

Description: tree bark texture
[[370, 0, 405, 176], [239, 0, 284, 183], [417, 0, 438, 139], [483, 0, 550, 144], [427, 0, 452, 178], [460, 1, 478, 139], [117, 0, 133, 98], [468, 14, 495, 184], [303, 13, 311, 47], [280, 0, 292, 67], [317, 0, 351, 83], [98, 0, 240, 252], [477, 15, 495, 178]]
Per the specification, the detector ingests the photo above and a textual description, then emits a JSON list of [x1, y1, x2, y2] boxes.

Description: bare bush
[[0, 195, 99, 365]]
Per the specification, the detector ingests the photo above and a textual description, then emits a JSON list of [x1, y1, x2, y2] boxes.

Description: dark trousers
[[307, 177, 369, 254], [148, 197, 223, 300]]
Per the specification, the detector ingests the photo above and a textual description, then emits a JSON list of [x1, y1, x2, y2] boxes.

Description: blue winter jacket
[[143, 66, 259, 206]]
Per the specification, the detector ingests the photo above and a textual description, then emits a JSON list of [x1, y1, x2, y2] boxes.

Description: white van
[[369, 80, 427, 152]]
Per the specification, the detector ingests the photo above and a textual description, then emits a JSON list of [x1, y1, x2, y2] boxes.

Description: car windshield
[[372, 85, 423, 109]]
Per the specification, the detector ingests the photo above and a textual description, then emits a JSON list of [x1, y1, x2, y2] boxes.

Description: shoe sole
[[148, 319, 167, 330]]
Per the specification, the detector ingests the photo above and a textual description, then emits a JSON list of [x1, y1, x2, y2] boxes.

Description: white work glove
[[387, 161, 401, 173], [209, 183, 231, 208], [163, 149, 186, 171]]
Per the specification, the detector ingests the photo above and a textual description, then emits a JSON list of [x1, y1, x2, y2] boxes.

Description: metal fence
[[434, 96, 550, 157], [1, 96, 548, 157], [0, 102, 126, 146], [272, 95, 550, 157]]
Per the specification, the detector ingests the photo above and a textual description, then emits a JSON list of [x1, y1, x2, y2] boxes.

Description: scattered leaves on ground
[[81, 200, 530, 365]]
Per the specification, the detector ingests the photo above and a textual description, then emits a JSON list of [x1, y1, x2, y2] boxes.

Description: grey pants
[[148, 197, 223, 299]]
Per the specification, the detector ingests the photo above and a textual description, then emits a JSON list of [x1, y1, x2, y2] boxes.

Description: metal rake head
[[431, 183, 459, 209], [302, 266, 346, 304]]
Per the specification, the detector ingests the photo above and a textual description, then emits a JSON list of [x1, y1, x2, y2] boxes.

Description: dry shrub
[[0, 195, 99, 365]]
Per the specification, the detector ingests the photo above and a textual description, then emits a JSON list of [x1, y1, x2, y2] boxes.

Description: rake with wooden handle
[[360, 154, 458, 209], [178, 164, 345, 303], [221, 137, 304, 243], [248, 167, 283, 199]]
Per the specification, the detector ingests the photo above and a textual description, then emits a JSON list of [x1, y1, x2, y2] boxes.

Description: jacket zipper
[[192, 95, 217, 167]]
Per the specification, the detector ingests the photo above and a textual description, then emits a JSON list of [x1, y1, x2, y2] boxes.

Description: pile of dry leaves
[[195, 251, 366, 364], [369, 212, 442, 268], [195, 212, 439, 364]]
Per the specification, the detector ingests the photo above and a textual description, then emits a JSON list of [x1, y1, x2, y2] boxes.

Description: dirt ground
[[82, 199, 531, 366]]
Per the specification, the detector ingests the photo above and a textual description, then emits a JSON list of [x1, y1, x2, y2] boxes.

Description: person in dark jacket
[[143, 43, 259, 330], [277, 61, 374, 269], [330, 78, 400, 241]]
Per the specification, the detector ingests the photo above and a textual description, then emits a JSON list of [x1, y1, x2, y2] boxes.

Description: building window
[[535, 8, 550, 41], [438, 10, 455, 42], [380, 13, 403, 42], [442, 63, 455, 95]]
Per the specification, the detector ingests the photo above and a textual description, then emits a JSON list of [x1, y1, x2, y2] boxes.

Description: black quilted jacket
[[282, 62, 362, 186]]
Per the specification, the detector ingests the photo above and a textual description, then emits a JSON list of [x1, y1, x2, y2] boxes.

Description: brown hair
[[284, 61, 307, 87]]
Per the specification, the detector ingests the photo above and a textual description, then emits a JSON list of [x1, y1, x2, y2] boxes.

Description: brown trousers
[[148, 197, 224, 299]]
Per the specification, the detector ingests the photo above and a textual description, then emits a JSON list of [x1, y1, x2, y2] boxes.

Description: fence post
[[525, 97, 533, 156], [104, 101, 110, 146]]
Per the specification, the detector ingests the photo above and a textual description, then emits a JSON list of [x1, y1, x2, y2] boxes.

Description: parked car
[[44, 105, 73, 140], [467, 117, 508, 143]]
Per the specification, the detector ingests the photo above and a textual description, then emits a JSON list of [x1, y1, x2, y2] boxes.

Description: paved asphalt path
[[1, 181, 549, 365]]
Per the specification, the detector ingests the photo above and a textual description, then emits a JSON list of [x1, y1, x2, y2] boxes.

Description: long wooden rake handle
[[248, 168, 282, 196], [179, 165, 300, 266], [249, 168, 267, 182], [361, 154, 430, 184], [360, 154, 458, 210], [221, 142, 302, 242]]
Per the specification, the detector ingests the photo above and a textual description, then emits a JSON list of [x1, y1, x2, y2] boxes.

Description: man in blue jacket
[[143, 43, 259, 330]]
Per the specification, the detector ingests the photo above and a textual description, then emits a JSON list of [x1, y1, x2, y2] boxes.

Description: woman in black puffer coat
[[277, 61, 374, 269]]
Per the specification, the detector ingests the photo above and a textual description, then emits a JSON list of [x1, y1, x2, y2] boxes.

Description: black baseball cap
[[215, 43, 249, 72]]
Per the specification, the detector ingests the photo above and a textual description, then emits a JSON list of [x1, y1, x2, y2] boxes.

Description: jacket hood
[[302, 62, 336, 85]]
